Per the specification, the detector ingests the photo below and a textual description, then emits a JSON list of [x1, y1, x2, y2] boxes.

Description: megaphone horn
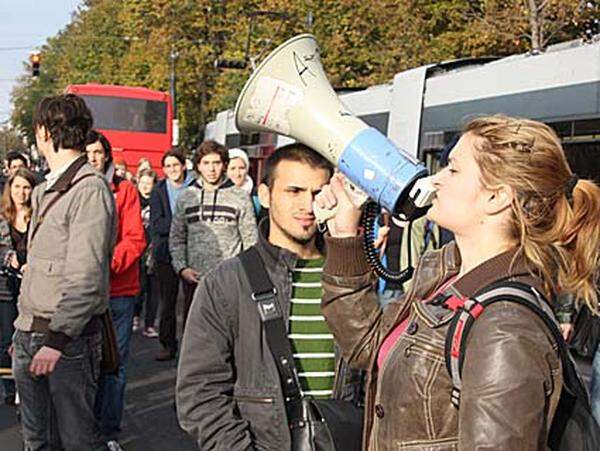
[[235, 34, 433, 219]]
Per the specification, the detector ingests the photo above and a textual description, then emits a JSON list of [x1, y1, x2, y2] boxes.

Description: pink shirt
[[377, 276, 458, 368]]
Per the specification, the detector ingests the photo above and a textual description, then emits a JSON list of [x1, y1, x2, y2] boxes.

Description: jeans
[[156, 263, 180, 353], [590, 343, 600, 423], [95, 296, 135, 440], [13, 329, 106, 451], [0, 300, 17, 398]]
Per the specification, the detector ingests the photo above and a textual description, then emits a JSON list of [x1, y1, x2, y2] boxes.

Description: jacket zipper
[[233, 395, 275, 404], [332, 353, 344, 399]]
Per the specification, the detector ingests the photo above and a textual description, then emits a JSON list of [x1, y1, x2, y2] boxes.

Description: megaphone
[[235, 34, 434, 220]]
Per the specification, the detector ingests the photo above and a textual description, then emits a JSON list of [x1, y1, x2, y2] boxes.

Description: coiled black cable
[[361, 201, 414, 284]]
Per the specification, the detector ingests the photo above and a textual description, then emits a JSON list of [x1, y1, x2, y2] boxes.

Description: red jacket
[[110, 176, 146, 297]]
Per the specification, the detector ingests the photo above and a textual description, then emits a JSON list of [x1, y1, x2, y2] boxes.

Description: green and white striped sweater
[[288, 257, 335, 399]]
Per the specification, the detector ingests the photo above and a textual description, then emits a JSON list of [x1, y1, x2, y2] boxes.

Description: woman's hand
[[9, 253, 19, 269], [315, 173, 363, 238]]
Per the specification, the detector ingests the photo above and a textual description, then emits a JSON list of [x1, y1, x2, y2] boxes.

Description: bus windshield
[[81, 95, 167, 133]]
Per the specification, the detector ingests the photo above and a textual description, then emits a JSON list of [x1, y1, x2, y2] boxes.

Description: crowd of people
[[0, 92, 599, 451]]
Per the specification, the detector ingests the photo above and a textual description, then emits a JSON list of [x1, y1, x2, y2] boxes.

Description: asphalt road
[[0, 329, 195, 451]]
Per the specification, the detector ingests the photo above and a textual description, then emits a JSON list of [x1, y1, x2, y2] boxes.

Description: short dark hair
[[262, 143, 333, 188], [85, 130, 113, 168], [33, 94, 93, 153], [194, 140, 229, 167], [161, 147, 186, 167], [6, 151, 28, 168]]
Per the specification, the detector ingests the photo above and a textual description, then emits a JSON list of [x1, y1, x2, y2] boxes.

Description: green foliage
[[0, 126, 28, 161], [10, 0, 594, 148]]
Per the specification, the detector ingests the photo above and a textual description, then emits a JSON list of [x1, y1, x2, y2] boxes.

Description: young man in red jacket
[[86, 130, 146, 451]]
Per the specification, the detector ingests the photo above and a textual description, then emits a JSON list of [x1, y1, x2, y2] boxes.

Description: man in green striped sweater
[[177, 144, 364, 450]]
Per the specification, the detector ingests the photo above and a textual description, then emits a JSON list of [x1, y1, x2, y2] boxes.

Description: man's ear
[[257, 183, 270, 209], [485, 184, 514, 215]]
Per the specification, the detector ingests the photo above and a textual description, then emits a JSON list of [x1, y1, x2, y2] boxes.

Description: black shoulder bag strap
[[238, 248, 305, 420]]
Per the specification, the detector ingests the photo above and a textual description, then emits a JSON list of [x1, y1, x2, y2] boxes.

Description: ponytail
[[559, 180, 600, 311]]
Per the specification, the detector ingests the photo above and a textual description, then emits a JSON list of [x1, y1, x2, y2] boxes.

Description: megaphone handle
[[314, 201, 338, 225], [313, 177, 368, 225]]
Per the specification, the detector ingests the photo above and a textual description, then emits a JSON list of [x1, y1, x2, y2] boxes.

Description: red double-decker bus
[[66, 84, 174, 175]]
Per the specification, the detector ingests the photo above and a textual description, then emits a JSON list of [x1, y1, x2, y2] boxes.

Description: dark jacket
[[149, 179, 173, 265], [149, 174, 195, 265], [0, 217, 17, 302], [176, 220, 363, 450], [321, 235, 562, 451]]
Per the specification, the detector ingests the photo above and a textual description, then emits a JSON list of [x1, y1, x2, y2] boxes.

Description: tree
[[0, 126, 28, 161], [9, 0, 596, 147]]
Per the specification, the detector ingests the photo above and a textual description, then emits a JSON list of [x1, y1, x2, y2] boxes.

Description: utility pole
[[169, 46, 179, 146]]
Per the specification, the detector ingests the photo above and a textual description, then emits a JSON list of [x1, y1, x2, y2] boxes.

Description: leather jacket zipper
[[233, 395, 275, 404]]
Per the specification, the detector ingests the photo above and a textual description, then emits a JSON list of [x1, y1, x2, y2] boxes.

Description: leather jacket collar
[[414, 245, 540, 328]]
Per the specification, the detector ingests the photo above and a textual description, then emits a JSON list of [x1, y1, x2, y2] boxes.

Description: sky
[[0, 0, 82, 125]]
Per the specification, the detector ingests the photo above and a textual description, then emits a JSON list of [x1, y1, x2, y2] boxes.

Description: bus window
[[81, 95, 167, 133]]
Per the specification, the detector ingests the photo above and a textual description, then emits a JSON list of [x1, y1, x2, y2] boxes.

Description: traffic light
[[30, 52, 41, 77], [214, 58, 247, 70]]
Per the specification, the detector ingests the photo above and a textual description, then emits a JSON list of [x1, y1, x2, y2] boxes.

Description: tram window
[[225, 134, 242, 148], [549, 121, 572, 138], [358, 113, 390, 135], [574, 119, 600, 136]]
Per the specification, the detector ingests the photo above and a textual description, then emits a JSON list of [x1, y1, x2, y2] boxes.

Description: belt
[[30, 315, 102, 335]]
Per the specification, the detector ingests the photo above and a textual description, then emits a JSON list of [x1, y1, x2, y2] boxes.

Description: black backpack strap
[[238, 248, 304, 413], [444, 280, 577, 408]]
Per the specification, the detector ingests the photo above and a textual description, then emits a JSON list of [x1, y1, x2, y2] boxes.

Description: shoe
[[155, 348, 176, 361], [142, 327, 158, 338], [107, 440, 124, 451], [132, 316, 141, 332]]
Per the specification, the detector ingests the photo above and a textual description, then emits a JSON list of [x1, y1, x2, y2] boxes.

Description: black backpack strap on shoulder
[[444, 280, 572, 408], [238, 248, 303, 409]]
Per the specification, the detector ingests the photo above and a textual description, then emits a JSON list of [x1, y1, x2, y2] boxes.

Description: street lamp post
[[169, 47, 179, 146]]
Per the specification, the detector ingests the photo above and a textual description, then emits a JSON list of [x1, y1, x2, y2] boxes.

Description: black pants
[[181, 279, 197, 336], [0, 300, 17, 397], [156, 262, 180, 352], [134, 264, 158, 328]]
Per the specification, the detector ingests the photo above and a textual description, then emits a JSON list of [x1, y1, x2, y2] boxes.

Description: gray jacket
[[15, 157, 116, 350], [169, 176, 257, 276], [176, 220, 364, 450]]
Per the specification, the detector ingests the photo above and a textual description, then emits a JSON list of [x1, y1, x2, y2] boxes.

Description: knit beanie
[[228, 148, 250, 168]]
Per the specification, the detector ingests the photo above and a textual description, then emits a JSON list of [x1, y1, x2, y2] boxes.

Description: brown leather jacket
[[321, 235, 562, 451]]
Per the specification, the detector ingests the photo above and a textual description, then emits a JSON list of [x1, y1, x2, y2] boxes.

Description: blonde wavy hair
[[464, 115, 600, 311]]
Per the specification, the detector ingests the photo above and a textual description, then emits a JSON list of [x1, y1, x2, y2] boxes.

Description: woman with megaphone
[[315, 115, 600, 450]]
